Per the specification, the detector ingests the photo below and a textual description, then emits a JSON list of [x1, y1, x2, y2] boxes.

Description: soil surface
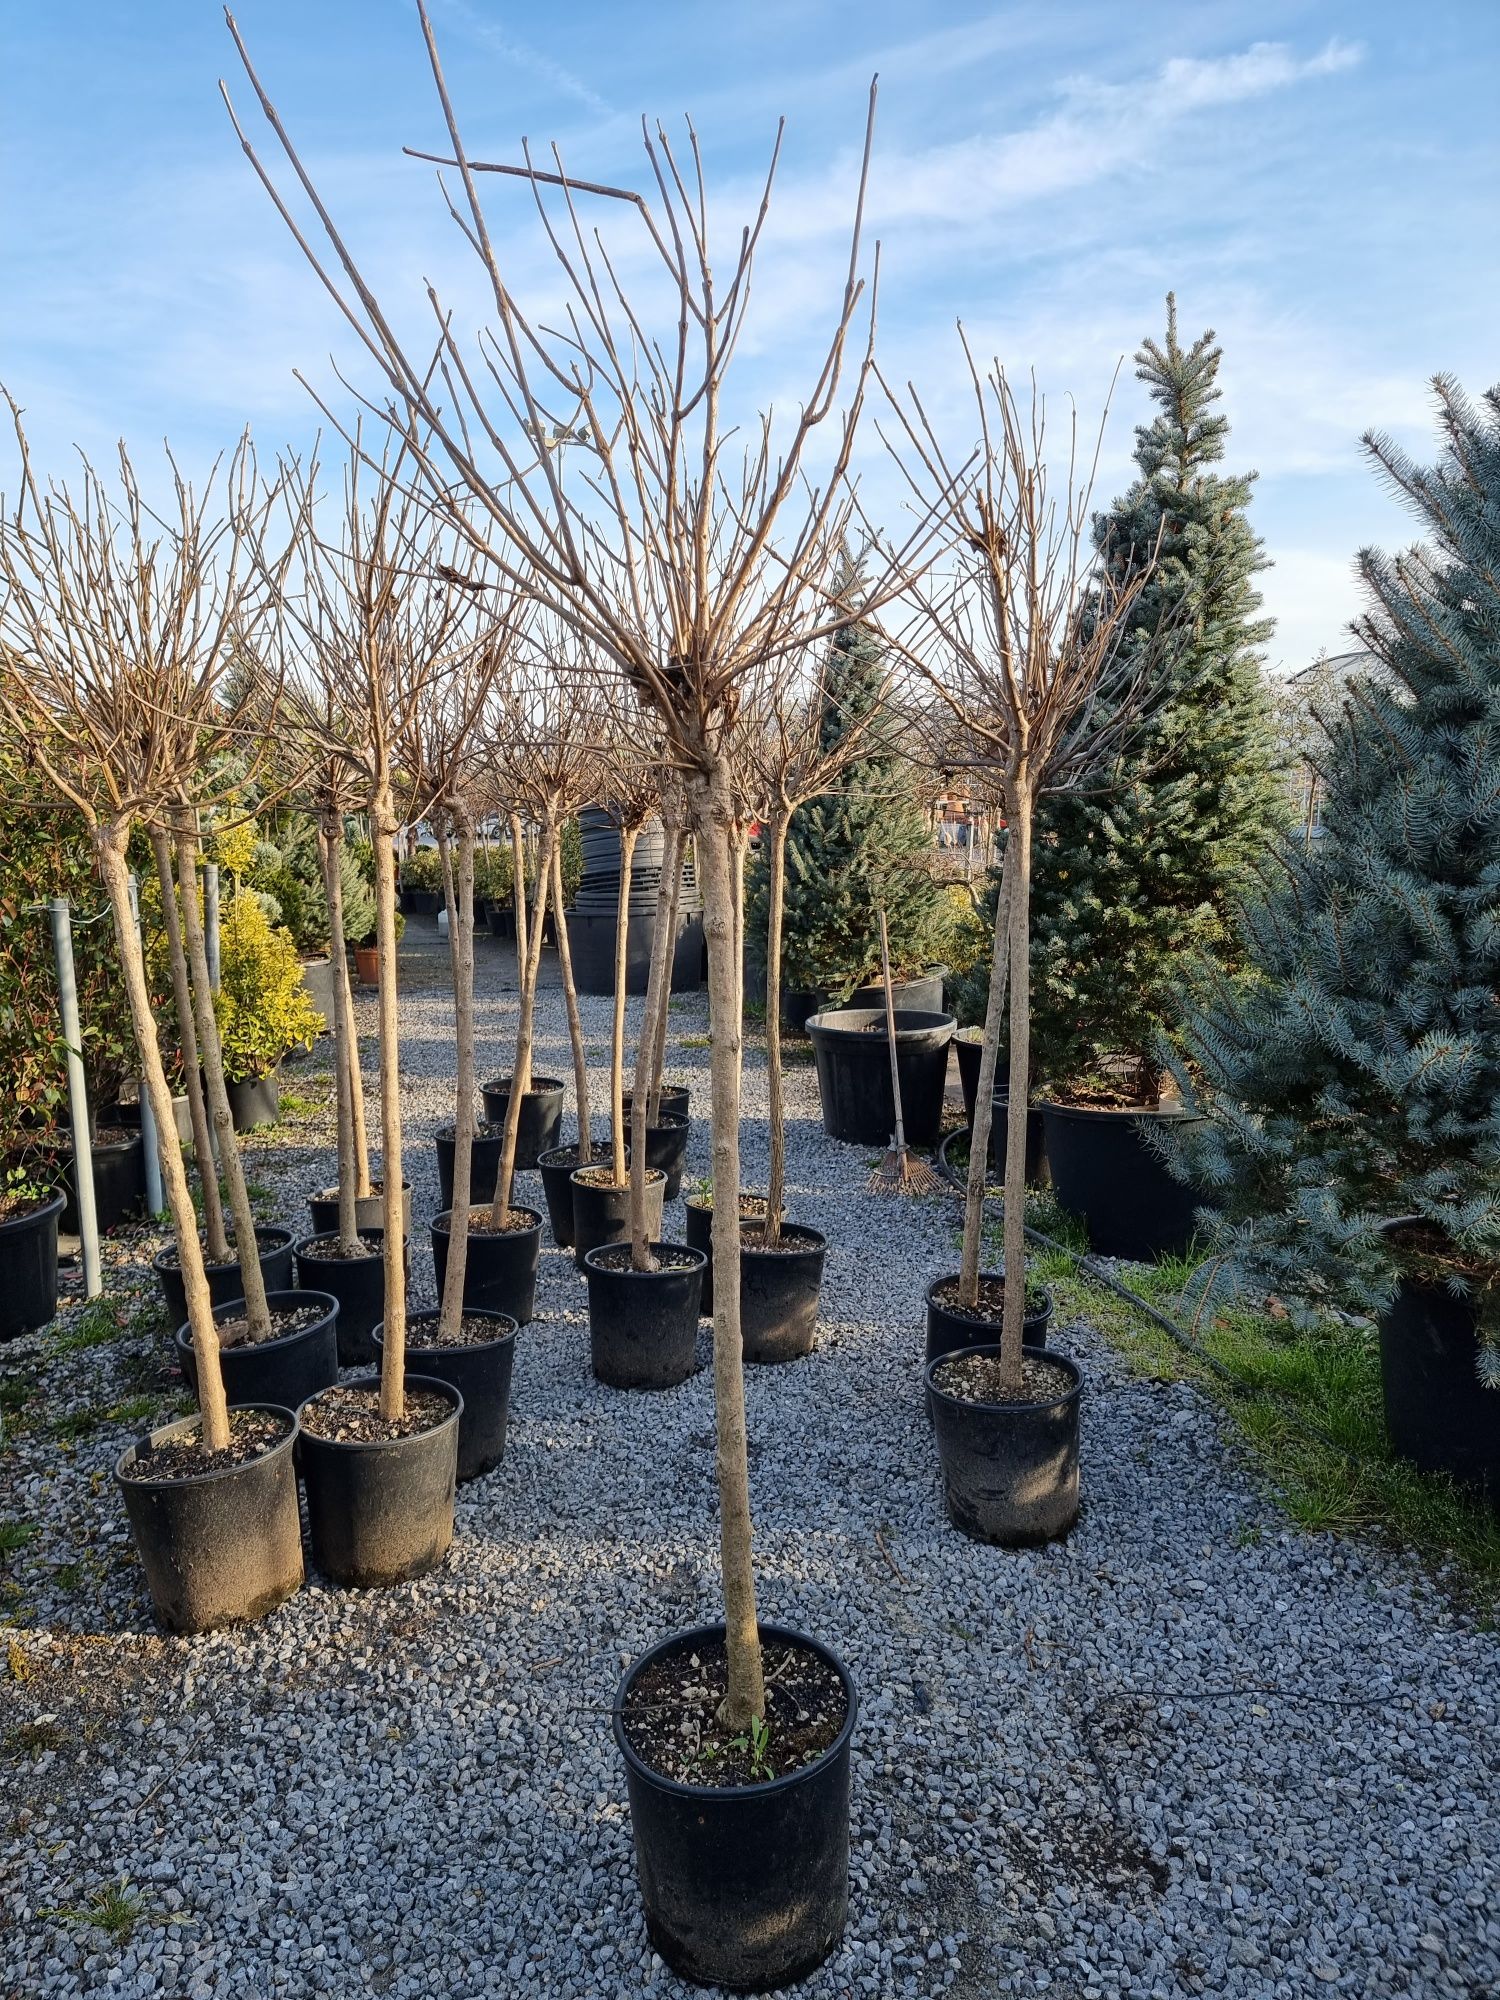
[[408, 1313, 516, 1348], [301, 1233, 382, 1259], [931, 1275, 1050, 1324], [157, 1230, 281, 1272], [461, 1206, 540, 1235], [215, 1303, 325, 1350], [299, 1383, 452, 1443], [0, 1189, 55, 1223], [621, 1633, 847, 1788], [122, 1408, 291, 1481], [742, 1222, 822, 1255], [589, 1245, 701, 1275], [573, 1167, 663, 1190], [932, 1349, 1076, 1407]]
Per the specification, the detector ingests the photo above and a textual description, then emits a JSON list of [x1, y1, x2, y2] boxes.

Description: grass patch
[[42, 1879, 171, 1946], [5, 1720, 66, 1757], [52, 1297, 127, 1352], [51, 1408, 102, 1445], [679, 1035, 712, 1050], [1040, 1243, 1500, 1611], [0, 1520, 37, 1560]]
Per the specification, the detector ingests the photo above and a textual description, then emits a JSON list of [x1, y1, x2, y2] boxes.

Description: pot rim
[[611, 1619, 858, 1803], [374, 1309, 518, 1353], [570, 1166, 666, 1191], [296, 1370, 463, 1449], [1036, 1098, 1196, 1125], [581, 1241, 707, 1278], [430, 1205, 542, 1237], [310, 1179, 411, 1199], [293, 1230, 400, 1261], [537, 1143, 587, 1167], [805, 1006, 956, 1040], [924, 1271, 1053, 1321], [153, 1225, 294, 1275], [0, 1188, 66, 1238], [612, 1110, 690, 1134], [740, 1222, 827, 1256], [480, 1074, 566, 1097], [174, 1289, 341, 1357], [925, 1341, 1082, 1414], [114, 1402, 299, 1488]]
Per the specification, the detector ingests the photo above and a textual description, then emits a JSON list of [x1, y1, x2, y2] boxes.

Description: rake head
[[869, 1144, 949, 1197]]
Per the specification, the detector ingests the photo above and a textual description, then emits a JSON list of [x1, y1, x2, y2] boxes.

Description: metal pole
[[49, 897, 102, 1301], [127, 875, 165, 1217], [204, 862, 221, 993]]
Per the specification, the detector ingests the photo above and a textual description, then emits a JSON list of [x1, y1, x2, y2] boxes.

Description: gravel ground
[[2, 920, 1497, 1999]]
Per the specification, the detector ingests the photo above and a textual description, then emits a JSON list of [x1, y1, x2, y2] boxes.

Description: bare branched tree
[[0, 397, 290, 1454]]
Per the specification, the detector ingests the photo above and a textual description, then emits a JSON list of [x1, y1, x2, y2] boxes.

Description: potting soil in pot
[[620, 1633, 847, 1787], [214, 1303, 326, 1349], [129, 1409, 290, 1480], [928, 1275, 1050, 1325], [299, 1383, 452, 1444], [932, 1350, 1075, 1406], [410, 1314, 514, 1347], [588, 1244, 700, 1275]]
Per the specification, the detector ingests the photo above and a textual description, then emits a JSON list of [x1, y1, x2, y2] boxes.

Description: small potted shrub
[[215, 891, 321, 1129], [398, 843, 444, 916]]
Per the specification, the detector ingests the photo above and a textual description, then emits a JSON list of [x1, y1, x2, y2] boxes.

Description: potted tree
[[215, 883, 322, 1128], [1166, 377, 1500, 1494], [883, 349, 1164, 1544], [0, 406, 305, 1631]]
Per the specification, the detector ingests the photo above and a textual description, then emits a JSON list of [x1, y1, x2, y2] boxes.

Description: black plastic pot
[[537, 1143, 585, 1247], [927, 1344, 1082, 1545], [176, 1289, 339, 1409], [60, 1131, 146, 1235], [431, 1207, 541, 1325], [486, 900, 515, 939], [1378, 1275, 1500, 1495], [153, 1228, 295, 1330], [294, 1231, 403, 1366], [374, 1310, 517, 1482], [1041, 1102, 1208, 1261], [225, 1073, 280, 1132], [297, 1373, 462, 1588], [0, 1190, 65, 1341], [807, 1008, 955, 1148], [114, 1405, 303, 1633], [613, 1111, 690, 1200], [739, 1225, 827, 1365], [621, 1085, 691, 1123], [571, 1171, 665, 1272], [478, 1075, 565, 1168], [584, 1243, 705, 1389], [955, 1029, 985, 1124], [938, 1108, 1047, 1188], [434, 1123, 512, 1208], [785, 969, 947, 1037], [613, 1622, 858, 1990], [924, 1272, 1053, 1365], [684, 1194, 777, 1316], [307, 1180, 412, 1239], [110, 1090, 193, 1148]]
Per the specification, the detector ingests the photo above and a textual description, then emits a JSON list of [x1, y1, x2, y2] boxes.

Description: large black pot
[[1040, 1102, 1207, 1261], [613, 1622, 858, 1990], [0, 1190, 65, 1341], [584, 1243, 705, 1390], [785, 969, 947, 1037], [683, 1194, 777, 1317], [401, 886, 442, 917], [924, 1272, 1053, 1365], [739, 1225, 826, 1365], [621, 1085, 691, 1123], [294, 1231, 403, 1366], [613, 1112, 690, 1201], [938, 1107, 1047, 1188], [59, 1131, 146, 1235], [479, 1076, 565, 1168], [114, 1405, 304, 1633], [431, 1207, 541, 1325], [225, 1073, 280, 1132], [297, 1373, 462, 1588], [571, 1170, 665, 1273], [374, 1310, 517, 1483], [110, 1090, 192, 1149], [153, 1228, 295, 1330], [927, 1345, 1082, 1545], [175, 1289, 339, 1409], [434, 1123, 509, 1209], [307, 1180, 412, 1239], [1379, 1275, 1500, 1495], [537, 1143, 589, 1247], [807, 1008, 955, 1148]]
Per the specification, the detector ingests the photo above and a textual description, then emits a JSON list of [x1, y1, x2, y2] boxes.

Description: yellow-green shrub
[[215, 893, 322, 1082]]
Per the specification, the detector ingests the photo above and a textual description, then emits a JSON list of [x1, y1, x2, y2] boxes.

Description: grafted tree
[[225, 14, 943, 1725], [0, 398, 290, 1453], [882, 353, 1162, 1381]]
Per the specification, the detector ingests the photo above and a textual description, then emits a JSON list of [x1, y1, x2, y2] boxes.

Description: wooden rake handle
[[879, 908, 907, 1155]]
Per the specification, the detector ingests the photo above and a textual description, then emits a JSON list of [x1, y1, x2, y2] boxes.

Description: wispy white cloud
[[431, 0, 611, 117]]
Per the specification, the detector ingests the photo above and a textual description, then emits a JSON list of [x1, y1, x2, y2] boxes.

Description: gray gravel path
[[2, 921, 1496, 1999]]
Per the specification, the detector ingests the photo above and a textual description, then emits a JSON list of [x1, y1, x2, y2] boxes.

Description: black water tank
[[567, 806, 704, 995]]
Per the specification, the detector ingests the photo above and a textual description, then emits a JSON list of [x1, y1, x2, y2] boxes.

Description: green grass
[[4, 1720, 66, 1757], [1042, 1247, 1500, 1611], [105, 1394, 167, 1426], [52, 1296, 128, 1352], [0, 1520, 37, 1560], [679, 1035, 712, 1050], [42, 1880, 160, 1946], [51, 1408, 102, 1445]]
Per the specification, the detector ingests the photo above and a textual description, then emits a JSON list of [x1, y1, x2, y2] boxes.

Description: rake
[[869, 908, 948, 1196]]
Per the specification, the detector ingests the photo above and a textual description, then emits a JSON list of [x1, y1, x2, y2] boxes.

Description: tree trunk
[[730, 824, 749, 1085], [959, 844, 1014, 1307], [491, 822, 554, 1226], [370, 799, 407, 1422], [99, 831, 230, 1454], [326, 827, 373, 1201], [644, 822, 683, 1122], [999, 770, 1033, 1389], [608, 823, 639, 1187], [693, 763, 765, 1730], [552, 838, 591, 1167], [176, 830, 273, 1343], [510, 810, 529, 976], [317, 822, 362, 1255], [438, 819, 477, 1337], [148, 825, 227, 1261], [628, 827, 680, 1269], [763, 808, 790, 1248]]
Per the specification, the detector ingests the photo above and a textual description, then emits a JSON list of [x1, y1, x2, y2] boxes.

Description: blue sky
[[3, 0, 1497, 673]]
